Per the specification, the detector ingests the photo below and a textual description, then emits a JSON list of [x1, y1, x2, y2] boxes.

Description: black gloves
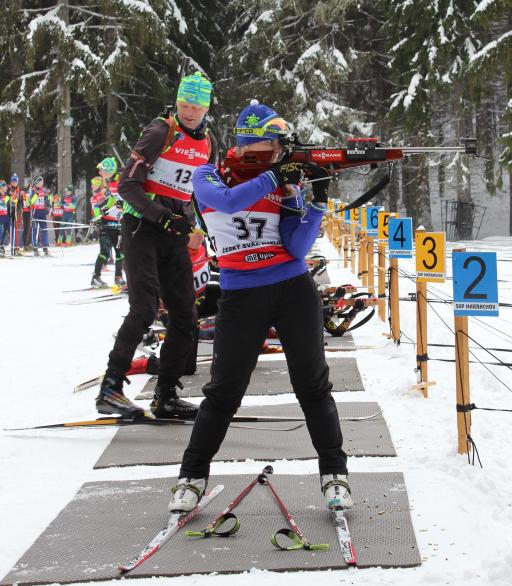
[[304, 163, 331, 204], [269, 160, 304, 187], [157, 209, 193, 237]]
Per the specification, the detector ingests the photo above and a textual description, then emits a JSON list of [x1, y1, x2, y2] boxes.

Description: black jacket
[[118, 116, 217, 227]]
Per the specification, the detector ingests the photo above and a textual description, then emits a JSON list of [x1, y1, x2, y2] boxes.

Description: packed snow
[[1, 236, 512, 585]]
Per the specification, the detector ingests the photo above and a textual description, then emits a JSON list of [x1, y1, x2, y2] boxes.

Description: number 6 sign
[[453, 252, 499, 317]]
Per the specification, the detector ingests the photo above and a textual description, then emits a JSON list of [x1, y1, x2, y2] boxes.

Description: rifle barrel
[[396, 146, 468, 154]]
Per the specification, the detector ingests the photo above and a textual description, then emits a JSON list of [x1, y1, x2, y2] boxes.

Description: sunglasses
[[234, 117, 288, 137]]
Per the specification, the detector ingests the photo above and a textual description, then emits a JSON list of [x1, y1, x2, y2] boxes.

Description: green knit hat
[[177, 71, 212, 108]]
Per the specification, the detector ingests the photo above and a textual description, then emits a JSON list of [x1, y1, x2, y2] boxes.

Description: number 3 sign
[[453, 252, 499, 317], [416, 232, 446, 282]]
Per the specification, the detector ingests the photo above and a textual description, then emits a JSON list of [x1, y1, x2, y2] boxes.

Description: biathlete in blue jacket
[[169, 100, 353, 513]]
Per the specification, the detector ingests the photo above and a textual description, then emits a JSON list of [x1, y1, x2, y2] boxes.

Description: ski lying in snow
[[73, 357, 212, 394], [62, 284, 111, 293], [332, 507, 357, 565], [4, 416, 305, 432], [118, 484, 224, 574], [74, 375, 104, 393], [4, 410, 382, 431], [67, 294, 127, 305], [263, 344, 381, 354]]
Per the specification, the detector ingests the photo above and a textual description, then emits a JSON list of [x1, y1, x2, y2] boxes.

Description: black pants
[[94, 226, 123, 278], [108, 216, 196, 387], [23, 212, 31, 247], [180, 271, 348, 478]]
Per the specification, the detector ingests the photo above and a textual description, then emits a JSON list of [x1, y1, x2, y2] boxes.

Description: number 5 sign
[[378, 211, 398, 241], [416, 232, 446, 282], [453, 252, 499, 317]]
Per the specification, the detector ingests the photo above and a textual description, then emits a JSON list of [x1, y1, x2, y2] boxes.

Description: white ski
[[118, 484, 224, 574], [332, 508, 357, 565]]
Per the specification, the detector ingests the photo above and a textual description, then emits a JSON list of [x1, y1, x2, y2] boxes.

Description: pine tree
[[469, 0, 512, 233]]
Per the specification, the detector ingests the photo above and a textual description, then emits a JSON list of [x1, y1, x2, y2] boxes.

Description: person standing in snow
[[29, 176, 51, 256], [95, 71, 217, 421], [6, 174, 22, 255], [90, 176, 125, 287], [52, 193, 64, 245], [169, 100, 353, 513], [20, 183, 32, 250], [61, 186, 77, 246], [0, 180, 9, 256]]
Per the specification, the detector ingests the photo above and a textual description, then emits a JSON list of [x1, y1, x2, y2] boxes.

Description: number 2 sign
[[453, 252, 499, 317]]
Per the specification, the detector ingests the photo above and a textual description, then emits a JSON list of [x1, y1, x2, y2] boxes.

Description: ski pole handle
[[257, 465, 274, 484], [271, 528, 330, 551], [185, 512, 240, 538], [186, 465, 273, 540]]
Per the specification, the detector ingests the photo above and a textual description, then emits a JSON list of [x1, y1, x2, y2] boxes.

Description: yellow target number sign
[[350, 207, 360, 224], [377, 211, 398, 241], [415, 232, 446, 282]]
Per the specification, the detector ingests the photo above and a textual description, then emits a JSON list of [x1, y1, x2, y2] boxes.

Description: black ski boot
[[96, 373, 146, 417], [150, 382, 198, 420], [0, 246, 5, 257], [34, 248, 40, 257], [43, 247, 50, 256]]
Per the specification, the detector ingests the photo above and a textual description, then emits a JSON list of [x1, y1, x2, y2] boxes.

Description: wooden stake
[[378, 242, 386, 321], [453, 247, 471, 455], [350, 222, 356, 274], [360, 232, 368, 286], [388, 257, 400, 343], [343, 231, 349, 268], [327, 214, 333, 241], [411, 227, 436, 396], [367, 236, 375, 295]]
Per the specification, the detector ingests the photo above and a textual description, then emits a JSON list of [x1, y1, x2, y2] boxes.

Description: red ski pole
[[185, 465, 273, 538], [261, 477, 329, 551]]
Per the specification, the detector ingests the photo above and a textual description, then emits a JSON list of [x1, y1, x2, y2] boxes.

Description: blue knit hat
[[177, 71, 212, 108], [10, 173, 18, 184], [234, 100, 287, 146]]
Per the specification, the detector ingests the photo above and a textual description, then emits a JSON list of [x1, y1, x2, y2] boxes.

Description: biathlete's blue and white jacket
[[192, 163, 325, 290]]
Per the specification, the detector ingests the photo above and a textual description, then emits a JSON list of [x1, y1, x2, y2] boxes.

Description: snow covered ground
[[1, 238, 512, 585]]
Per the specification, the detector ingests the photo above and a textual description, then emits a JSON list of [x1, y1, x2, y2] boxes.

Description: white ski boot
[[321, 474, 353, 509], [169, 478, 207, 512]]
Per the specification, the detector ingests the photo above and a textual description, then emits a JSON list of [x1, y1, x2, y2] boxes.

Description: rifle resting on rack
[[222, 136, 477, 210]]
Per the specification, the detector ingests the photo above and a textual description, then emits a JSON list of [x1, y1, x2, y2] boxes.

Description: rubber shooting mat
[[93, 402, 393, 469], [136, 356, 365, 400], [1, 472, 420, 584]]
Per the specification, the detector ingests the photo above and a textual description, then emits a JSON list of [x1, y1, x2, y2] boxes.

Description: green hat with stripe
[[177, 71, 212, 108]]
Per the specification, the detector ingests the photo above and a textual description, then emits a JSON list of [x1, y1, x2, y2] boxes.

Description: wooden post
[[412, 227, 436, 397], [367, 236, 375, 295], [453, 246, 471, 455], [343, 231, 349, 268], [378, 242, 386, 321], [357, 231, 363, 279], [388, 257, 400, 343], [336, 219, 344, 255], [350, 222, 356, 274], [360, 232, 368, 286]]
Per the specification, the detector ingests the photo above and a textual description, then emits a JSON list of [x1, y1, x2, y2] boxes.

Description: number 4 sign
[[453, 252, 499, 317], [388, 218, 413, 258], [416, 232, 446, 282]]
